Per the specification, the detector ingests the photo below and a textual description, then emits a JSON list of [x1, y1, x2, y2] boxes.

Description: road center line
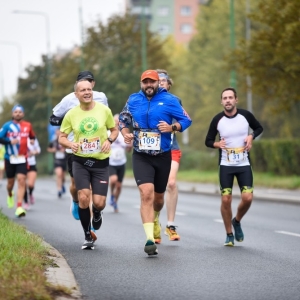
[[214, 219, 223, 223], [275, 231, 300, 238]]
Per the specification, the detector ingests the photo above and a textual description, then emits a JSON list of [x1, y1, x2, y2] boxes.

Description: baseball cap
[[141, 70, 159, 81], [77, 71, 94, 81]]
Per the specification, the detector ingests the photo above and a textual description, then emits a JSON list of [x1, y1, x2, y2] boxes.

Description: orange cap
[[141, 70, 159, 81]]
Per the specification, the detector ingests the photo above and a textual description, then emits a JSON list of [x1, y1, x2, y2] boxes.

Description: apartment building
[[126, 0, 201, 44]]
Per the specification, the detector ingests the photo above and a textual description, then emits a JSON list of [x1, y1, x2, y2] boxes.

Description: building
[[126, 0, 201, 44]]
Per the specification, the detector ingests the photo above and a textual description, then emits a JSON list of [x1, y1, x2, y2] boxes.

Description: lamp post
[[245, 0, 252, 112], [13, 10, 53, 173], [141, 0, 147, 71], [229, 0, 236, 89], [78, 0, 85, 70]]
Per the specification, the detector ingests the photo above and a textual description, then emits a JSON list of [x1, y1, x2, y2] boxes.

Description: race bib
[[138, 132, 161, 150], [80, 137, 101, 154], [55, 151, 65, 159], [10, 155, 26, 164], [226, 147, 246, 164]]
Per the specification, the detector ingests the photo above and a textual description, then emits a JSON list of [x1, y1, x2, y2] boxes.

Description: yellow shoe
[[15, 207, 26, 218], [164, 225, 180, 241], [7, 192, 14, 208], [154, 214, 161, 244]]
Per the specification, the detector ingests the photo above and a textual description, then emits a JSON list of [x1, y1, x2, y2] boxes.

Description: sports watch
[[172, 124, 178, 132], [107, 137, 114, 144]]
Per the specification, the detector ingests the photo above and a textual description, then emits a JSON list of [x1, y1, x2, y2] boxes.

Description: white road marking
[[275, 231, 300, 238], [214, 219, 223, 223], [133, 205, 140, 209]]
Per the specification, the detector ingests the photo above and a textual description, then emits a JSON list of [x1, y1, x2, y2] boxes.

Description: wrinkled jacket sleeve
[[119, 100, 132, 130], [169, 100, 192, 132]]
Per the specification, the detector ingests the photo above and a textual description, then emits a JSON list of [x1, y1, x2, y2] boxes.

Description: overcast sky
[[0, 0, 125, 98]]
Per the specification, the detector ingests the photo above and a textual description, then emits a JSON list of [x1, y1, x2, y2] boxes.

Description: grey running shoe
[[82, 236, 94, 250], [144, 240, 158, 256], [224, 235, 234, 246], [232, 218, 244, 242]]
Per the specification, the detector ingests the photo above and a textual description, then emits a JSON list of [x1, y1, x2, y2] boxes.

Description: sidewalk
[[45, 178, 300, 300]]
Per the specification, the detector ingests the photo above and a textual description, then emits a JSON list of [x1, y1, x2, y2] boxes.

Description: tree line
[[0, 0, 299, 162]]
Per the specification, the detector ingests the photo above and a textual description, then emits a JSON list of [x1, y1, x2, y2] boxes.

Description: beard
[[142, 86, 158, 98], [224, 104, 235, 113]]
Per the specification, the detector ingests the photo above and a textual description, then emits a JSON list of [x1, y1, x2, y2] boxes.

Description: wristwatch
[[172, 124, 178, 132], [107, 137, 114, 144]]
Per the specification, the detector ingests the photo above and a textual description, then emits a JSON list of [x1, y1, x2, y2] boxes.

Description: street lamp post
[[229, 0, 236, 89], [12, 10, 53, 173], [141, 0, 147, 71], [78, 0, 85, 70]]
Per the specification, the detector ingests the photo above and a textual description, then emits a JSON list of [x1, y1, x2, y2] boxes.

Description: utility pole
[[141, 0, 147, 71], [229, 0, 236, 89], [246, 0, 252, 112], [79, 0, 85, 70]]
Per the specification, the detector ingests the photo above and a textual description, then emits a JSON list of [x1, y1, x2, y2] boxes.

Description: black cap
[[77, 71, 94, 81]]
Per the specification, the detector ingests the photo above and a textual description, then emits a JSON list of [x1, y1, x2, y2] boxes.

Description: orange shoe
[[154, 216, 161, 244], [164, 225, 180, 241]]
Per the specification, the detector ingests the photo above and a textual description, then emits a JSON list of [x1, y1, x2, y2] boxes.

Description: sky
[[0, 0, 125, 99]]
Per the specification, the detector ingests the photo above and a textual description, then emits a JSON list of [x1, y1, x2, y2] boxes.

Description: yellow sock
[[143, 223, 154, 241], [154, 211, 160, 220]]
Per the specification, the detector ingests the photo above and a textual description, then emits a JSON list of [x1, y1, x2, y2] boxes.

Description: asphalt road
[[1, 178, 300, 300]]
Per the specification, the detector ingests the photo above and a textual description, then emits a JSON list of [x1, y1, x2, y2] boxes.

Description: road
[[1, 178, 300, 300]]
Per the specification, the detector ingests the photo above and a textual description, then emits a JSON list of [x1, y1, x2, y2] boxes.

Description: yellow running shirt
[[60, 102, 115, 160]]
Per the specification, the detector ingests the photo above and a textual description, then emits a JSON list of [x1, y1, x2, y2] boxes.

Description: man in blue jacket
[[119, 70, 192, 256]]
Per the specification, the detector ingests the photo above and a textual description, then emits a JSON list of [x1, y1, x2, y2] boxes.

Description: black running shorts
[[72, 160, 109, 196], [132, 150, 171, 193], [109, 164, 126, 183], [219, 165, 253, 193], [5, 159, 27, 178]]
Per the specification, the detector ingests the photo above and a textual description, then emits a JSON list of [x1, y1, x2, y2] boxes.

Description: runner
[[49, 71, 108, 221], [0, 144, 5, 187], [0, 104, 36, 217], [154, 69, 182, 244], [23, 137, 41, 210], [47, 129, 67, 198], [59, 79, 118, 250], [119, 70, 192, 256], [109, 114, 132, 213], [205, 87, 263, 246]]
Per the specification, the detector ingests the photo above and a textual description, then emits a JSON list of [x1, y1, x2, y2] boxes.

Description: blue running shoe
[[224, 235, 234, 246], [232, 218, 244, 242], [62, 185, 66, 194], [71, 201, 80, 220], [144, 240, 158, 256], [109, 195, 115, 206]]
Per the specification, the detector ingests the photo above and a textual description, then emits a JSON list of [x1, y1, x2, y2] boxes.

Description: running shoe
[[90, 227, 97, 242], [82, 235, 94, 250], [15, 207, 26, 218], [154, 218, 161, 244], [7, 192, 14, 208], [144, 240, 158, 256], [164, 225, 180, 241], [29, 194, 35, 205], [232, 218, 244, 242], [224, 235, 234, 246], [23, 203, 30, 211], [113, 201, 119, 213], [62, 185, 66, 194], [58, 191, 62, 198], [71, 201, 80, 220], [109, 195, 115, 206], [92, 210, 103, 230]]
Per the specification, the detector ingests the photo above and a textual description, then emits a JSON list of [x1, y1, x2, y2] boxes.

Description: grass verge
[[0, 211, 72, 300]]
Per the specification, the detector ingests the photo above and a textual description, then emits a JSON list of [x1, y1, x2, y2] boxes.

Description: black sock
[[23, 187, 28, 204], [234, 217, 240, 223], [227, 233, 234, 236], [29, 187, 34, 195], [92, 205, 101, 220], [79, 207, 91, 237]]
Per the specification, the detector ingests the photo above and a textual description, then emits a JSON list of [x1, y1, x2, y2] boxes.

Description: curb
[[44, 242, 82, 300]]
